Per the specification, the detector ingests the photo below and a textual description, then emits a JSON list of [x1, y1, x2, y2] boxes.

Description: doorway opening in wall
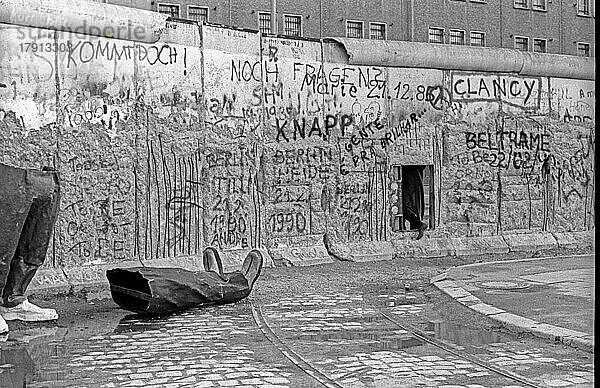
[[389, 165, 434, 239]]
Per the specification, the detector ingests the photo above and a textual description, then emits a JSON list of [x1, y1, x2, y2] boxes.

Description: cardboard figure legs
[[0, 164, 60, 331]]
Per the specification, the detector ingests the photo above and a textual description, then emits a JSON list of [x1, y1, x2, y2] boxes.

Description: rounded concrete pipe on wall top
[[327, 38, 595, 81]]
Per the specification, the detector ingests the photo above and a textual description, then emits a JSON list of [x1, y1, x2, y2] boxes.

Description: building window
[[369, 22, 386, 40], [533, 38, 547, 53], [346, 21, 364, 38], [577, 0, 591, 15], [514, 36, 529, 51], [389, 165, 434, 233], [157, 3, 180, 17], [283, 14, 302, 36], [188, 6, 208, 23], [514, 0, 528, 8], [470, 31, 485, 46], [428, 27, 444, 44], [532, 0, 546, 10], [449, 29, 466, 45], [258, 12, 272, 34], [577, 42, 591, 57]]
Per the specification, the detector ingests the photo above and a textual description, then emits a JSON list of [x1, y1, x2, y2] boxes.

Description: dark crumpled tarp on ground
[[106, 249, 263, 315]]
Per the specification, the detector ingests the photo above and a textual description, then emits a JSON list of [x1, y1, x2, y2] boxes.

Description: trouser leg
[[403, 206, 424, 230], [2, 168, 60, 307], [0, 164, 32, 306]]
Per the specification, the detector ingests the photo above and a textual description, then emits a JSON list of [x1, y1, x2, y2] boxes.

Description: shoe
[[0, 300, 58, 322], [241, 250, 263, 289], [202, 246, 224, 276], [415, 222, 427, 240], [0, 315, 8, 334]]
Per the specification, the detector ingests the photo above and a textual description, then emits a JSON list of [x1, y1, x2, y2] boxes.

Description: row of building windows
[[428, 27, 486, 46], [257, 13, 303, 36], [159, 3, 594, 31], [158, 4, 209, 21], [261, 15, 388, 39], [158, 4, 386, 39], [513, 0, 548, 11], [513, 36, 547, 52], [158, 1, 594, 24], [156, 4, 593, 56], [159, 2, 593, 22], [514, 36, 591, 56], [513, 0, 593, 15], [447, 0, 594, 15], [346, 21, 387, 40], [458, 0, 593, 15], [157, 4, 303, 36], [428, 27, 592, 56]]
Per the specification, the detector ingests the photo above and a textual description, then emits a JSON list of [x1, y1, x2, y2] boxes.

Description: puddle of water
[[0, 343, 36, 386], [376, 294, 420, 307], [113, 314, 172, 332], [509, 284, 548, 293], [0, 310, 126, 387], [1, 345, 52, 384], [0, 326, 70, 386], [2, 327, 64, 345], [423, 319, 508, 346], [297, 330, 426, 350]]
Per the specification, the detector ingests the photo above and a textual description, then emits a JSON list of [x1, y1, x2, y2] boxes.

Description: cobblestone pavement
[[0, 258, 595, 387], [261, 290, 594, 388], [0, 289, 592, 387], [9, 304, 313, 388]]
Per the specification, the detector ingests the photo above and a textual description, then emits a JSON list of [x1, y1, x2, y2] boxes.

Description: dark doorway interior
[[389, 165, 433, 236], [402, 165, 426, 231]]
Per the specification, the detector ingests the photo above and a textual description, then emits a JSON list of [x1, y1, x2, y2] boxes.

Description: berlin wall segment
[[0, 19, 595, 270]]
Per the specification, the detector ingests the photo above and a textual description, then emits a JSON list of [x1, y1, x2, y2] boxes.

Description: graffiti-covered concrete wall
[[0, 5, 595, 271]]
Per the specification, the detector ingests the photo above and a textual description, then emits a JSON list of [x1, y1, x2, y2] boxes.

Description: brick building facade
[[95, 0, 595, 56]]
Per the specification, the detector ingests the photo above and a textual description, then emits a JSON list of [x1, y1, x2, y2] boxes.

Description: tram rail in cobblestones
[[250, 300, 344, 388], [379, 310, 542, 388], [251, 296, 547, 388], [379, 311, 543, 388]]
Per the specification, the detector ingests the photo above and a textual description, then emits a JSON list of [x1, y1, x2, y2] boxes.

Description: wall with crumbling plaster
[[0, 20, 594, 268]]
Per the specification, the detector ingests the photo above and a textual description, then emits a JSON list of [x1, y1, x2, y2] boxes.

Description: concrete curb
[[431, 274, 595, 353], [30, 230, 593, 298], [441, 252, 595, 271], [332, 230, 593, 262], [552, 231, 595, 250], [449, 236, 509, 256], [329, 241, 395, 262], [503, 232, 558, 252]]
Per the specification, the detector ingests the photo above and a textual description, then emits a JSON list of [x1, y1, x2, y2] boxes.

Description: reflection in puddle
[[377, 294, 419, 307], [113, 313, 171, 333], [0, 315, 125, 387], [0, 328, 73, 387], [4, 327, 62, 344], [290, 312, 509, 353], [297, 330, 425, 350], [0, 326, 65, 387], [424, 319, 506, 346], [0, 343, 35, 388]]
